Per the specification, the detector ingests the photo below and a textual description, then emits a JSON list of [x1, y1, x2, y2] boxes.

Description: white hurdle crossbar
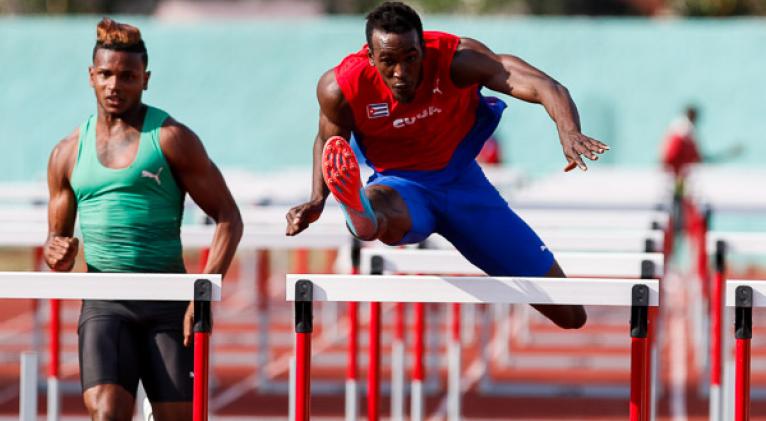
[[425, 229, 665, 253], [361, 248, 664, 421], [0, 272, 221, 421], [0, 272, 221, 300], [361, 249, 664, 277], [286, 274, 659, 421]]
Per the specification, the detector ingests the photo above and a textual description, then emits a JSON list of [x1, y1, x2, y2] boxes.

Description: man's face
[[89, 49, 149, 115], [368, 28, 423, 103]]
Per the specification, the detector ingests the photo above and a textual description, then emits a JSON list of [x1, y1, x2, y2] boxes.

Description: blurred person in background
[[661, 105, 701, 178], [476, 134, 503, 165], [286, 1, 612, 329], [44, 17, 242, 421], [661, 104, 744, 179], [661, 105, 744, 233]]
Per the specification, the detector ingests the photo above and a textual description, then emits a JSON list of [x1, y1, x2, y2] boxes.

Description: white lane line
[[427, 312, 504, 421], [667, 271, 688, 421]]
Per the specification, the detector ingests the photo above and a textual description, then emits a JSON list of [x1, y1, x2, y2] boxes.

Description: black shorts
[[78, 300, 193, 402]]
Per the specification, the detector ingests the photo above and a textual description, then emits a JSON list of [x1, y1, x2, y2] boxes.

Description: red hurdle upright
[[411, 302, 426, 421], [629, 284, 650, 421], [734, 285, 752, 421], [192, 279, 214, 421], [48, 298, 60, 421], [711, 240, 726, 420], [293, 280, 313, 421]]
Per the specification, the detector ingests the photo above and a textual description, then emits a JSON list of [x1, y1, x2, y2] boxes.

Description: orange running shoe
[[322, 136, 378, 239]]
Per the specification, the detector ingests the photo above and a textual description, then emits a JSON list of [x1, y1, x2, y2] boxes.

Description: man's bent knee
[[365, 185, 412, 245], [540, 260, 588, 329], [83, 384, 134, 421]]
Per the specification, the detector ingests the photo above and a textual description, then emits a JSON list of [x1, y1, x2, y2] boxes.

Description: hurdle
[[725, 280, 766, 420], [423, 228, 665, 254], [234, 205, 669, 231], [183, 224, 352, 395], [287, 272, 659, 421], [0, 215, 62, 421], [0, 271, 220, 421], [706, 232, 766, 421], [686, 167, 766, 214], [1, 218, 354, 418], [360, 248, 664, 421], [509, 168, 672, 211]]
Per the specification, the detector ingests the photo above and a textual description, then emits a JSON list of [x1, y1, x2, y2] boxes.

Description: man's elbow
[[229, 209, 244, 243], [216, 206, 244, 243], [547, 80, 568, 96]]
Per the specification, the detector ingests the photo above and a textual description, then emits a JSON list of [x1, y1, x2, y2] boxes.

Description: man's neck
[[97, 103, 146, 132]]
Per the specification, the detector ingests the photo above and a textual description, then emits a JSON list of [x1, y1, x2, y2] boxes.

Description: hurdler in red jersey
[[335, 31, 479, 172], [287, 2, 609, 330]]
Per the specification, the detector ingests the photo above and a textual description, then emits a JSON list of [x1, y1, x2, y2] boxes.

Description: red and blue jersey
[[334, 31, 480, 172]]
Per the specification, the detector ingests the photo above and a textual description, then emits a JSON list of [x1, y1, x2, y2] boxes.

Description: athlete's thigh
[[367, 174, 436, 245], [78, 314, 141, 398], [437, 168, 554, 277], [140, 327, 193, 403]]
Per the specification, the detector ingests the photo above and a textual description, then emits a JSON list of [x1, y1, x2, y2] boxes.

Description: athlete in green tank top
[[70, 106, 186, 273], [44, 17, 243, 420]]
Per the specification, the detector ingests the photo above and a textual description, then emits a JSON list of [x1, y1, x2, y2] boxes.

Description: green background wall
[[1, 16, 763, 181]]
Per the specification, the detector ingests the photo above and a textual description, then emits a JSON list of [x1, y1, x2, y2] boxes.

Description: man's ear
[[144, 70, 151, 90]]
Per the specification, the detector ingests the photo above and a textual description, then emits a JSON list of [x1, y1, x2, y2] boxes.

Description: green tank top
[[70, 106, 186, 273]]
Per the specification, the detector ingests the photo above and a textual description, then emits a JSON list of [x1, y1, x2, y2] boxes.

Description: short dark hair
[[365, 2, 423, 49], [92, 17, 148, 67]]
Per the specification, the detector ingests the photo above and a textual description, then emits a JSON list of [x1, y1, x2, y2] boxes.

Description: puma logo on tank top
[[141, 167, 163, 185]]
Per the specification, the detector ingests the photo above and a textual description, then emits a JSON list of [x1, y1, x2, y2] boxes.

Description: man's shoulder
[[52, 128, 80, 157], [424, 30, 461, 51], [159, 116, 197, 145], [335, 49, 370, 79], [48, 128, 80, 179], [317, 68, 350, 117]]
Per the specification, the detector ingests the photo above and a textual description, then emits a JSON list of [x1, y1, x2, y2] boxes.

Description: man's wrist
[[556, 123, 580, 135], [310, 193, 328, 204]]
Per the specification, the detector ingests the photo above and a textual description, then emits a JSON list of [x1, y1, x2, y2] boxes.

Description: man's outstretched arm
[[286, 69, 353, 236], [451, 37, 609, 171]]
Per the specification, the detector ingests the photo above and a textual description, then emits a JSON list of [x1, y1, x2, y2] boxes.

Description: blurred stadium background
[[2, 1, 766, 420]]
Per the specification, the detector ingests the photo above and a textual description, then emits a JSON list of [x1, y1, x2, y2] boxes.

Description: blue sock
[[337, 187, 377, 238]]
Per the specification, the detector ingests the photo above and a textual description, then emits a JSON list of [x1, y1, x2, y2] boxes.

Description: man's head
[[685, 105, 699, 124], [89, 17, 150, 115], [365, 2, 424, 103]]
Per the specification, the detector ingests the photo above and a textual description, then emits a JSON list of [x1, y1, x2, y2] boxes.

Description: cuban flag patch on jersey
[[366, 103, 390, 119]]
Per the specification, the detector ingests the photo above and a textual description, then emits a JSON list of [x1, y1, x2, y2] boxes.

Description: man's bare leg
[[83, 384, 134, 421], [323, 137, 412, 243], [532, 260, 588, 329]]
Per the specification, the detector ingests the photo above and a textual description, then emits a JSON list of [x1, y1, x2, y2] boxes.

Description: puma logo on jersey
[[393, 106, 443, 128], [433, 78, 443, 95], [141, 167, 163, 185]]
